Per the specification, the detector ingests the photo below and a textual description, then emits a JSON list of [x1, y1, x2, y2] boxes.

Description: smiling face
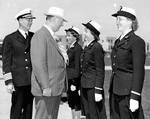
[[116, 16, 132, 33], [19, 17, 33, 31], [66, 31, 76, 46], [83, 27, 94, 42]]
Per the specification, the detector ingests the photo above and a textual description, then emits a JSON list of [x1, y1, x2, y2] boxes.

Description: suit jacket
[[2, 30, 33, 86], [80, 40, 105, 94], [110, 31, 146, 100], [67, 42, 82, 88], [31, 26, 67, 96]]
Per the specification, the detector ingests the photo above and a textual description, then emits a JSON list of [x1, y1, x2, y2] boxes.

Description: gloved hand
[[70, 85, 76, 91], [95, 93, 103, 102], [78, 90, 80, 96], [43, 88, 51, 96], [129, 99, 139, 112], [6, 83, 15, 94]]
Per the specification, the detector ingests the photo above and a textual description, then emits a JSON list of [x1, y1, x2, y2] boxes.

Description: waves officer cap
[[65, 26, 80, 35], [112, 6, 136, 20], [82, 20, 101, 36]]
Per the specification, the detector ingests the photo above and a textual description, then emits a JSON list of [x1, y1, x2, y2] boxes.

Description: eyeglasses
[[21, 17, 34, 22]]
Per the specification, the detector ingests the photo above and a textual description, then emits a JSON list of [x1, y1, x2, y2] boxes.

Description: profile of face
[[116, 16, 132, 32], [19, 17, 33, 31], [66, 31, 76, 46], [83, 27, 94, 42], [54, 17, 64, 32]]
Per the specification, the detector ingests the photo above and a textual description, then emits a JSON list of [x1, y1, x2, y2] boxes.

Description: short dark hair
[[69, 30, 80, 42], [131, 18, 139, 31]]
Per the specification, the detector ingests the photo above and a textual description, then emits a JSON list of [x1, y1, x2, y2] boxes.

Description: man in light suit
[[30, 7, 67, 119]]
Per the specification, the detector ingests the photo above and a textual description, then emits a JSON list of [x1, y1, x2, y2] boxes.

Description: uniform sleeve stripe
[[131, 90, 141, 96], [95, 87, 103, 90]]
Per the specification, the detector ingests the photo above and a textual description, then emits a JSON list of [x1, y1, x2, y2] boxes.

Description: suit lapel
[[42, 27, 64, 59]]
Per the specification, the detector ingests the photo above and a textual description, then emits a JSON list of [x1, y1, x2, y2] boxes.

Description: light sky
[[0, 0, 150, 43]]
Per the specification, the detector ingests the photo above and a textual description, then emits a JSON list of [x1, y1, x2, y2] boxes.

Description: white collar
[[44, 24, 54, 37], [120, 29, 132, 40], [86, 39, 94, 47], [70, 41, 76, 48], [18, 28, 28, 38]]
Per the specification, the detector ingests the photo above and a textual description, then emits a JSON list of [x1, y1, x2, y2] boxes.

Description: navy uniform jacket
[[67, 42, 82, 88], [80, 40, 105, 94], [2, 30, 34, 86], [110, 31, 146, 100]]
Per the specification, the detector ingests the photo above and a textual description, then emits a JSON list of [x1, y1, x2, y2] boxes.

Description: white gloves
[[70, 85, 76, 91], [6, 83, 15, 94], [43, 88, 51, 96], [95, 93, 103, 102], [129, 99, 139, 112]]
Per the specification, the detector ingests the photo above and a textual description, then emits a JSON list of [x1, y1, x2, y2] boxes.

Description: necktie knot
[[25, 32, 28, 39]]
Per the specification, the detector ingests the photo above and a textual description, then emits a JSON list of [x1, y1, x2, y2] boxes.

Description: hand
[[61, 92, 67, 97], [6, 83, 15, 94], [70, 85, 76, 91], [43, 88, 51, 96], [95, 93, 103, 102], [129, 99, 139, 112]]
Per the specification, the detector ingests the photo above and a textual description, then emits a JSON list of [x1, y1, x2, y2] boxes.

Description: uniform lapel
[[16, 30, 26, 44], [25, 32, 33, 52], [117, 31, 133, 47]]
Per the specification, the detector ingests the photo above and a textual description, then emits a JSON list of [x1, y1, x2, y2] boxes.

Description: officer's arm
[[131, 38, 146, 100], [2, 36, 13, 85], [94, 44, 105, 94]]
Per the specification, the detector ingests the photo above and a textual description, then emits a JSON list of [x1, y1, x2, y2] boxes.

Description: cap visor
[[65, 29, 70, 32], [112, 13, 118, 17], [82, 23, 87, 27]]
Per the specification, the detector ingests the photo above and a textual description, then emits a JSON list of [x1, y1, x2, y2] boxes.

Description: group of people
[[2, 5, 146, 119]]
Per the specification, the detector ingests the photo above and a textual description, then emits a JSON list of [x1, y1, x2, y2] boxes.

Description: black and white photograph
[[0, 0, 150, 119]]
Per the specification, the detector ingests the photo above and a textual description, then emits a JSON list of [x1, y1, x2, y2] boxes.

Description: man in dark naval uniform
[[109, 6, 146, 119], [2, 8, 35, 119]]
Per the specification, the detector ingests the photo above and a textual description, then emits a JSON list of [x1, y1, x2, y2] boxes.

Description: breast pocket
[[117, 44, 131, 61]]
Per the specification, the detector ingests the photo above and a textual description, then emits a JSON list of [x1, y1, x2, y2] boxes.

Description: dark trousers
[[81, 88, 107, 119], [10, 85, 33, 119], [109, 93, 145, 119]]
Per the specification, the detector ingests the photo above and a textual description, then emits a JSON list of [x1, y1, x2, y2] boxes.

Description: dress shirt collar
[[18, 28, 28, 39], [120, 29, 132, 40], [69, 41, 76, 48], [86, 39, 94, 47]]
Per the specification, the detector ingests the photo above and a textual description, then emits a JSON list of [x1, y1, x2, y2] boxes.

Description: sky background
[[0, 0, 150, 43]]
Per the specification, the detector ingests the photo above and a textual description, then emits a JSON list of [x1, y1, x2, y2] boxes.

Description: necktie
[[25, 33, 28, 39]]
